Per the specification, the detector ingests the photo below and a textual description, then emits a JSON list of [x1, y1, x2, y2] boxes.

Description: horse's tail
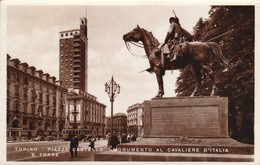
[[206, 42, 229, 71]]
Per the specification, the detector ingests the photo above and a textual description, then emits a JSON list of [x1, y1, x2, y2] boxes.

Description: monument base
[[94, 97, 254, 161], [94, 137, 254, 161]]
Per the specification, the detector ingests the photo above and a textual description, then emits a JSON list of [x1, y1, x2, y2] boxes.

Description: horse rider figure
[[160, 17, 182, 68]]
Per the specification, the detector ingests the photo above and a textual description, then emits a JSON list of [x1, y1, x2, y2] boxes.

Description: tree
[[175, 6, 254, 144]]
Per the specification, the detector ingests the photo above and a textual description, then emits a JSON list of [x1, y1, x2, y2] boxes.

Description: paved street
[[7, 139, 108, 161]]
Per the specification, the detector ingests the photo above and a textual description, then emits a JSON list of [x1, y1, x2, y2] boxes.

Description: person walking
[[89, 135, 96, 152], [107, 133, 111, 149], [111, 132, 119, 150], [70, 135, 79, 158]]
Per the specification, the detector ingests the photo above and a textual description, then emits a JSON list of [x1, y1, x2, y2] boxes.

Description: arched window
[[12, 120, 19, 128]]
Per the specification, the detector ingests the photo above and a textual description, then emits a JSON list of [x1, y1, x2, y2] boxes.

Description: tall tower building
[[58, 17, 106, 137], [59, 17, 88, 92]]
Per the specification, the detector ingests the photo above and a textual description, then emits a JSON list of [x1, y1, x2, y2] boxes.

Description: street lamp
[[105, 76, 120, 135]]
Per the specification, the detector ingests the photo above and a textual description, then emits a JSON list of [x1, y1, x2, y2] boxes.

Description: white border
[[1, 0, 259, 165]]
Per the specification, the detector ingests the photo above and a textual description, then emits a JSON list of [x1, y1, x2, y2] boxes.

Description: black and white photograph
[[0, 0, 258, 164]]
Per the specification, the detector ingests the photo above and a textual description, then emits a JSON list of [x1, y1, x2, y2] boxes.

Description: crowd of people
[[106, 132, 138, 150]]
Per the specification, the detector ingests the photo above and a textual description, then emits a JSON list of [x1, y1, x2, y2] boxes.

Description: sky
[[5, 2, 211, 116]]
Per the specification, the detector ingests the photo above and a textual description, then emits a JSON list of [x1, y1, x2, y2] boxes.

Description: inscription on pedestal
[[144, 97, 228, 137], [151, 107, 219, 136]]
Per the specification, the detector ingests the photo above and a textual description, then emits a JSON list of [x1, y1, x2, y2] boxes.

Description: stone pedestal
[[143, 97, 228, 137], [94, 97, 254, 161]]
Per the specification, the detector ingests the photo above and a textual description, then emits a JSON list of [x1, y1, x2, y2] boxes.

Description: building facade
[[107, 113, 127, 135], [58, 17, 106, 139], [63, 88, 106, 138], [127, 103, 143, 137], [7, 55, 67, 140], [59, 17, 88, 92]]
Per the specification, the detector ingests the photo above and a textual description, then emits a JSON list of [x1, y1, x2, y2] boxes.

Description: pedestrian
[[111, 132, 119, 150], [70, 135, 79, 158], [89, 135, 96, 152], [131, 134, 137, 141], [107, 134, 111, 149], [118, 135, 122, 144], [127, 134, 131, 142], [13, 136, 17, 142], [121, 133, 127, 143]]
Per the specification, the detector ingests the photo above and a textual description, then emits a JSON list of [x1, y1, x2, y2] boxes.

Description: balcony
[[73, 75, 81, 78], [73, 43, 81, 47], [73, 64, 81, 68], [73, 49, 81, 52], [73, 80, 81, 84], [73, 59, 81, 63], [73, 54, 81, 58], [73, 38, 81, 42], [73, 69, 80, 73]]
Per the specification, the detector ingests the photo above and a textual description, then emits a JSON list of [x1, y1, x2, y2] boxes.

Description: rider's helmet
[[169, 17, 179, 24]]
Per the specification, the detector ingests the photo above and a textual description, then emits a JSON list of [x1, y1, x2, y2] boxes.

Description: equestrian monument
[[94, 25, 253, 161]]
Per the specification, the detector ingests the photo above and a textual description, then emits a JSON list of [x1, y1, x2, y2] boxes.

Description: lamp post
[[105, 76, 120, 135]]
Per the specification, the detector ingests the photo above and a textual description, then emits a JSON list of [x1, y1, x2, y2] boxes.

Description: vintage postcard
[[0, 0, 258, 165]]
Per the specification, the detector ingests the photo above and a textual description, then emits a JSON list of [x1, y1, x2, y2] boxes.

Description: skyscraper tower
[[59, 17, 106, 137], [59, 17, 88, 92]]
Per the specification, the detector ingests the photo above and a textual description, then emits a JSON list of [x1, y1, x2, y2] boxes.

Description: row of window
[[60, 54, 73, 57], [60, 31, 79, 37], [128, 114, 138, 118], [60, 49, 74, 53], [9, 82, 57, 101], [60, 42, 74, 46], [128, 110, 138, 115], [61, 68, 73, 73], [60, 59, 73, 62], [9, 102, 63, 118], [8, 72, 56, 86]]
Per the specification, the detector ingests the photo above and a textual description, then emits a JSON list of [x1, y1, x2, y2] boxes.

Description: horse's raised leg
[[154, 67, 164, 97], [190, 65, 202, 97], [201, 64, 216, 96]]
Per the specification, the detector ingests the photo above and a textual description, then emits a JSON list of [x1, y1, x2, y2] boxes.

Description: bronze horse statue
[[123, 25, 228, 97]]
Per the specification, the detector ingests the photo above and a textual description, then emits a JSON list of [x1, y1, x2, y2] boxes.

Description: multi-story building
[[59, 17, 106, 139], [7, 55, 67, 140], [127, 103, 143, 137], [63, 88, 106, 139], [107, 113, 127, 136], [6, 17, 106, 141], [59, 17, 88, 92]]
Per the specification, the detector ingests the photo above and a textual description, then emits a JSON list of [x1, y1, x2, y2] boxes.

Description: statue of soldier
[[160, 17, 182, 68]]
